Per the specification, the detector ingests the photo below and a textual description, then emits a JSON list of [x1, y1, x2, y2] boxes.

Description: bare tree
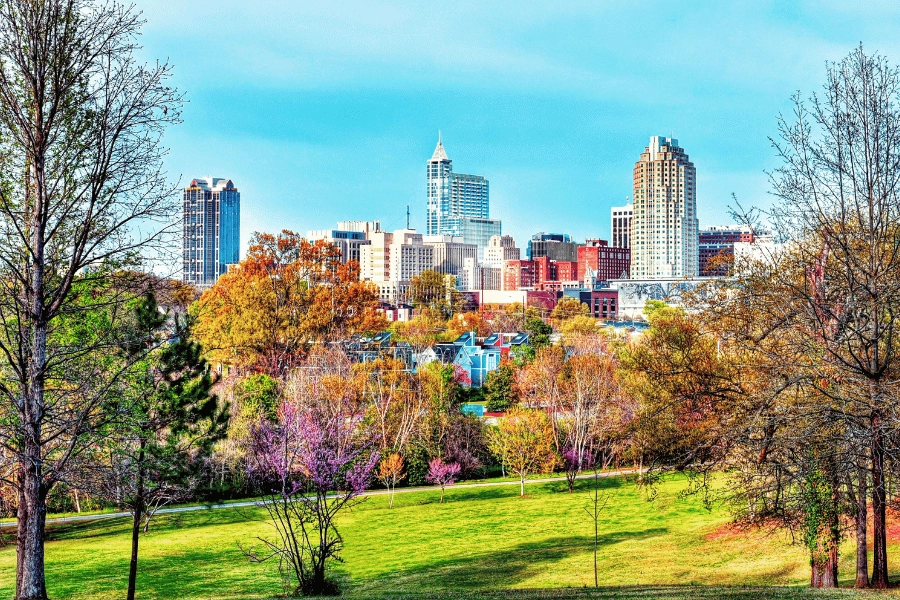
[[0, 2, 181, 598], [765, 45, 900, 589]]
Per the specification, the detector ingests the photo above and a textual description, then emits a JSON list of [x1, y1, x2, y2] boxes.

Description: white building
[[423, 235, 478, 281], [611, 203, 633, 250], [389, 230, 433, 283], [459, 257, 502, 291], [306, 229, 370, 264], [484, 234, 520, 269], [630, 136, 699, 279]]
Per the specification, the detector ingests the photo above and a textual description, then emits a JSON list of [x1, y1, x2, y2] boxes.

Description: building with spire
[[182, 177, 240, 289], [426, 135, 499, 257], [629, 136, 698, 279]]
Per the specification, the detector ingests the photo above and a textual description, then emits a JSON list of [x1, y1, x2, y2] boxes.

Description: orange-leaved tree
[[192, 230, 386, 376]]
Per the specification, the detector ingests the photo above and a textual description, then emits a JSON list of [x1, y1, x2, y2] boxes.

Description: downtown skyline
[[137, 1, 900, 254]]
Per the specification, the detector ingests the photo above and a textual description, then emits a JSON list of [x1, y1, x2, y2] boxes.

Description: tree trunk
[[127, 443, 146, 600], [16, 436, 49, 600], [73, 488, 81, 514], [520, 475, 525, 497], [872, 413, 889, 589], [856, 461, 869, 588]]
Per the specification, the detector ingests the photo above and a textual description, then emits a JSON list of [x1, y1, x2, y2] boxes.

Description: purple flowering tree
[[426, 458, 460, 503], [562, 447, 593, 493], [244, 400, 377, 596]]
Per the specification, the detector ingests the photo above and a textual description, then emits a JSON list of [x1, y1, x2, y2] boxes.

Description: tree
[[377, 453, 405, 509], [108, 291, 228, 600], [409, 270, 461, 317], [550, 297, 589, 327], [525, 317, 552, 349], [426, 457, 460, 503], [0, 2, 182, 596], [488, 408, 557, 497], [705, 46, 900, 589], [192, 231, 385, 376], [244, 400, 377, 596], [483, 361, 518, 412]]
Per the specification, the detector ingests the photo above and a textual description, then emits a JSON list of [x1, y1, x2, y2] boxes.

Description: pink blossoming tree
[[426, 457, 461, 503], [244, 400, 377, 596]]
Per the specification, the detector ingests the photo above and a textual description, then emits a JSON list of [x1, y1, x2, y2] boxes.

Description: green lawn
[[2, 474, 899, 599]]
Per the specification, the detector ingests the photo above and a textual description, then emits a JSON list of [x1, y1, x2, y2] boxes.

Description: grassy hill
[[1, 474, 899, 599]]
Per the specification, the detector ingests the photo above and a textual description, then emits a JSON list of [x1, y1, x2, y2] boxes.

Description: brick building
[[698, 226, 755, 276], [577, 239, 631, 282]]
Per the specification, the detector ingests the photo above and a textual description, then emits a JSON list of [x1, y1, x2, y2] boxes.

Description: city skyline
[[137, 2, 900, 254]]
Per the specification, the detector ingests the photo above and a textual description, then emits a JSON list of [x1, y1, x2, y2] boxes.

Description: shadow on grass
[[45, 504, 268, 542], [352, 529, 667, 594], [344, 584, 889, 599]]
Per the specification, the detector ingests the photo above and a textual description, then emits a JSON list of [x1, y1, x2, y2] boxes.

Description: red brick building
[[698, 227, 754, 276], [502, 260, 536, 290], [577, 239, 631, 282]]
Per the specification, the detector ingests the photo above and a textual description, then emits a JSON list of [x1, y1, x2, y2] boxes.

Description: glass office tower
[[182, 177, 241, 289], [426, 135, 494, 252]]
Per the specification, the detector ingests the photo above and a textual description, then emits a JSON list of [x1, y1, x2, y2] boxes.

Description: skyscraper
[[182, 177, 240, 289], [630, 136, 698, 279], [611, 203, 633, 249], [426, 135, 499, 255]]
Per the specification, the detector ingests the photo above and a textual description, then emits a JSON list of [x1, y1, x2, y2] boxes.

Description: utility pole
[[406, 205, 410, 229]]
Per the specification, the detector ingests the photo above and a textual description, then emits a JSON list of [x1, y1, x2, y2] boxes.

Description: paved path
[[0, 469, 636, 529]]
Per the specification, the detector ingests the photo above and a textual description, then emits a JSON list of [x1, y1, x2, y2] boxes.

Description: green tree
[[484, 362, 518, 412], [525, 317, 552, 349], [488, 407, 557, 496], [110, 291, 229, 600]]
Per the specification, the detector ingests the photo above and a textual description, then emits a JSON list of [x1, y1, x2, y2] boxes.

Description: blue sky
[[138, 1, 900, 253]]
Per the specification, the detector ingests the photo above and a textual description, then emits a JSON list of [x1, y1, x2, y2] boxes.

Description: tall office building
[[426, 135, 499, 255], [630, 136, 698, 279], [182, 177, 240, 289], [611, 204, 633, 249]]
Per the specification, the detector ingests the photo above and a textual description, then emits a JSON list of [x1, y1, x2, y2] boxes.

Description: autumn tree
[[192, 231, 385, 376], [488, 408, 557, 497], [0, 2, 183, 597], [377, 453, 405, 509], [698, 46, 900, 589], [409, 269, 461, 317], [550, 297, 589, 327]]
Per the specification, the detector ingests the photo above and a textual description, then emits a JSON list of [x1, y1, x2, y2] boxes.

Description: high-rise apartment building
[[630, 136, 698, 279], [182, 177, 240, 289], [426, 135, 498, 255], [611, 204, 633, 249]]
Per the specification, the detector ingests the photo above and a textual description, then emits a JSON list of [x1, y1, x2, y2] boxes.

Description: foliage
[[488, 408, 558, 497], [484, 362, 518, 412], [426, 458, 461, 503], [550, 297, 589, 326], [244, 400, 377, 596], [525, 317, 552, 349], [409, 270, 462, 318], [192, 231, 386, 376]]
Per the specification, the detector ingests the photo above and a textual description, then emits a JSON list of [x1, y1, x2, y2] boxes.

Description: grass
[[2, 474, 900, 599]]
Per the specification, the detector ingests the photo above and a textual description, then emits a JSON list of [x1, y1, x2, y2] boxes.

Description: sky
[[137, 0, 900, 254]]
